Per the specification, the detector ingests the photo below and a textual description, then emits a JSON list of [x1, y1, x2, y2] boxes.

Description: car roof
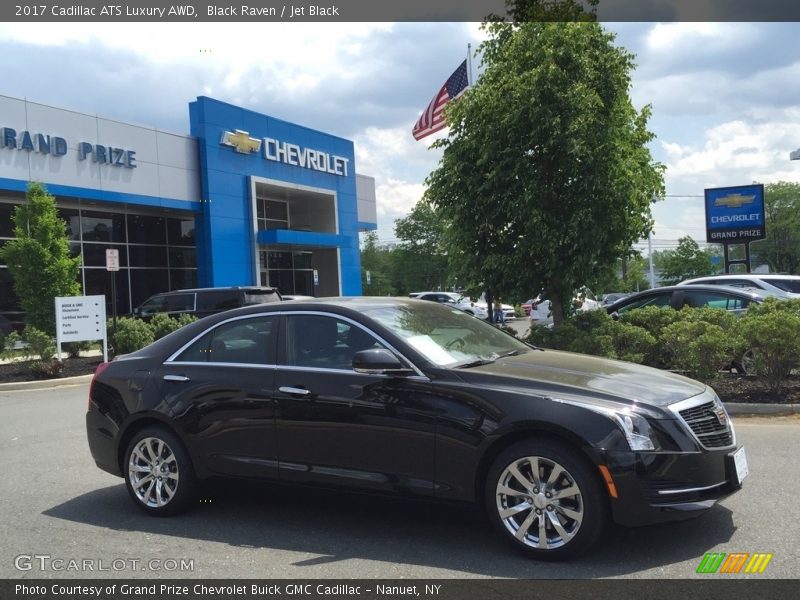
[[682, 274, 800, 282], [149, 286, 279, 295]]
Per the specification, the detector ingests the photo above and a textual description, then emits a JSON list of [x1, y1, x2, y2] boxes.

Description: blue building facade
[[189, 97, 375, 296]]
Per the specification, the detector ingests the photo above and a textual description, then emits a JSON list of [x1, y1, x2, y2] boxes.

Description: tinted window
[[681, 291, 745, 310], [176, 317, 276, 365], [81, 211, 126, 243], [196, 290, 241, 311], [165, 294, 195, 312], [615, 293, 672, 313], [767, 278, 800, 293], [243, 290, 282, 304], [286, 315, 385, 370], [127, 215, 166, 244]]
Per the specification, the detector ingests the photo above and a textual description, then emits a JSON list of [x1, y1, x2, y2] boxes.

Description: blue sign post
[[704, 184, 765, 273]]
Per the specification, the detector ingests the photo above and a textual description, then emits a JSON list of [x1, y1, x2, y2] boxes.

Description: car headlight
[[610, 411, 657, 451]]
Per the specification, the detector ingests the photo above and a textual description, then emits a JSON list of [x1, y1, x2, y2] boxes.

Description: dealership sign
[[704, 184, 765, 243], [1, 126, 137, 168], [220, 129, 350, 176]]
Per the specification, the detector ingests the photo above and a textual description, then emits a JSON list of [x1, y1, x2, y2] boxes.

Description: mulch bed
[[1, 357, 798, 404], [0, 356, 103, 383]]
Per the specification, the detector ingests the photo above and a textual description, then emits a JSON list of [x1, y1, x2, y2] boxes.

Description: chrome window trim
[[656, 481, 726, 496], [164, 361, 277, 370], [668, 388, 736, 451], [164, 309, 428, 378], [276, 364, 430, 382]]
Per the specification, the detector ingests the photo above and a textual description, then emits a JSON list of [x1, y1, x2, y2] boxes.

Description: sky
[[1, 21, 799, 254]]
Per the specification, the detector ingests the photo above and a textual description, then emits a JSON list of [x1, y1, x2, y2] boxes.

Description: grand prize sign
[[704, 184, 765, 243]]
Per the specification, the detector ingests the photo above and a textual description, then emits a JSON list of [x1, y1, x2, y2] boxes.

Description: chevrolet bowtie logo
[[220, 129, 261, 154], [714, 193, 756, 209]]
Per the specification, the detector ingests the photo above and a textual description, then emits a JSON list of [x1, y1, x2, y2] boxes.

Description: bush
[[735, 310, 800, 395], [109, 317, 155, 355], [610, 322, 656, 364], [29, 360, 64, 379], [62, 340, 93, 358], [618, 306, 680, 339], [150, 313, 197, 340], [23, 326, 56, 361], [660, 320, 733, 383]]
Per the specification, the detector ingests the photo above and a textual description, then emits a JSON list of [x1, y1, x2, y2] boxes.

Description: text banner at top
[[4, 0, 800, 22]]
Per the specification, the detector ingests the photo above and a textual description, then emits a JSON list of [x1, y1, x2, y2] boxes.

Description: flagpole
[[467, 43, 474, 85]]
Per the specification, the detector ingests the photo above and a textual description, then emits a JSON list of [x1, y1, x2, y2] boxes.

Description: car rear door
[[158, 314, 279, 479]]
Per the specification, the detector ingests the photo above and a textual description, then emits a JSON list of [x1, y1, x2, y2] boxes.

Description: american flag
[[412, 60, 469, 141]]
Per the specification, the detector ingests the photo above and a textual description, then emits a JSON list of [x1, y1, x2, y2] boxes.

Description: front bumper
[[605, 446, 744, 527]]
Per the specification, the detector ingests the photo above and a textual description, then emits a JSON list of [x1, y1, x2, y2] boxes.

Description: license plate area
[[731, 447, 749, 484]]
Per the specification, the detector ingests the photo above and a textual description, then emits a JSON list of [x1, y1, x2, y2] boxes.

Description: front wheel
[[485, 440, 608, 560], [124, 426, 196, 516]]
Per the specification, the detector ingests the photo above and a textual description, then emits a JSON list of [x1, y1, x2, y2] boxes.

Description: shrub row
[[525, 297, 800, 394]]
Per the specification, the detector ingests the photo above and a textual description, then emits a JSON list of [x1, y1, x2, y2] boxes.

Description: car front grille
[[678, 400, 733, 449]]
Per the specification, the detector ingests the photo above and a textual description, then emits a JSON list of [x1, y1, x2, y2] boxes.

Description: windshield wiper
[[455, 357, 498, 369]]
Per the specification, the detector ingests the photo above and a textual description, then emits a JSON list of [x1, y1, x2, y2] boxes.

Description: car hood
[[454, 348, 706, 409]]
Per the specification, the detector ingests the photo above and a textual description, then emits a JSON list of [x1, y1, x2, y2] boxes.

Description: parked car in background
[[605, 284, 770, 317], [529, 288, 601, 327], [678, 274, 800, 298], [132, 286, 282, 320], [601, 292, 632, 306], [87, 297, 746, 560], [411, 291, 488, 319]]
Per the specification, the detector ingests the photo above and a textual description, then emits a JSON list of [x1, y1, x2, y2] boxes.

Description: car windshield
[[363, 302, 530, 368]]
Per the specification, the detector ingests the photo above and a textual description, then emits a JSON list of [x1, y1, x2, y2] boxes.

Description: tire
[[123, 426, 197, 516], [485, 439, 608, 560]]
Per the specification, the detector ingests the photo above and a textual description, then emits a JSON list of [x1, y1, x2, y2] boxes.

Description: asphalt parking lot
[[1, 383, 798, 579]]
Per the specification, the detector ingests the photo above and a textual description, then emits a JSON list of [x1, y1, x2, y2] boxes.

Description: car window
[[165, 294, 195, 312], [243, 289, 282, 304], [196, 290, 240, 311], [767, 278, 800, 293], [174, 316, 276, 364], [615, 292, 672, 313], [286, 315, 386, 371], [138, 295, 168, 316], [680, 291, 744, 310]]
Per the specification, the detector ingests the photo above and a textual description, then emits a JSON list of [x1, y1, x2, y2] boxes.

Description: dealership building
[[0, 93, 377, 326]]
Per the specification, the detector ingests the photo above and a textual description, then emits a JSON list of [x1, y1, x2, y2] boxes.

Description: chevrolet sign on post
[[705, 184, 766, 243]]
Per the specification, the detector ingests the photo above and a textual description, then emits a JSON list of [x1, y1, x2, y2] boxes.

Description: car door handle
[[163, 374, 190, 382], [279, 386, 312, 397]]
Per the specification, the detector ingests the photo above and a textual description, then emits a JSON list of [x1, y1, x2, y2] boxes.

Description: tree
[[0, 183, 81, 335], [750, 181, 800, 273], [424, 22, 664, 326], [359, 231, 395, 296], [391, 202, 450, 294], [490, 0, 599, 22], [654, 236, 717, 285]]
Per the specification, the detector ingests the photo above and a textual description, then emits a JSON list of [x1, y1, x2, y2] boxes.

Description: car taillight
[[88, 362, 111, 410]]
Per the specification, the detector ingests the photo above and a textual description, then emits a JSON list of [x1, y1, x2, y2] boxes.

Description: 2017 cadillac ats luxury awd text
[[87, 297, 748, 560]]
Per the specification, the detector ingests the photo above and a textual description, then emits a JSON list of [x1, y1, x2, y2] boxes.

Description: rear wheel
[[485, 440, 608, 560], [123, 426, 196, 516]]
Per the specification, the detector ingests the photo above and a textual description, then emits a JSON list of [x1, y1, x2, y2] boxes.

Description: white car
[[529, 289, 601, 327], [411, 291, 488, 319], [678, 274, 800, 298]]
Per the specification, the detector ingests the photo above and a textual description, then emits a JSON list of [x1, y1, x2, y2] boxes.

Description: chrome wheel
[[495, 456, 584, 550], [128, 437, 180, 508]]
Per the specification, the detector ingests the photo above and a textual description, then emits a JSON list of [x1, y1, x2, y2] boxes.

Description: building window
[[256, 199, 289, 230]]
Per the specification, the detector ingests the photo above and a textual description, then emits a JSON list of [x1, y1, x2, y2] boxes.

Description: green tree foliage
[[490, 0, 599, 22], [149, 312, 197, 340], [391, 202, 450, 294], [750, 181, 800, 273], [589, 250, 650, 294], [359, 232, 396, 296], [109, 317, 155, 355], [653, 236, 717, 285], [0, 183, 81, 335], [424, 22, 664, 327]]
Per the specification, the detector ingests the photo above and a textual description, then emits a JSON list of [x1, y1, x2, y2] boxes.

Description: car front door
[[274, 312, 438, 497], [159, 314, 279, 479]]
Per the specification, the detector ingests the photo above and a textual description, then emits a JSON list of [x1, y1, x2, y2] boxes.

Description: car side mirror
[[353, 349, 413, 376], [610, 311, 620, 321]]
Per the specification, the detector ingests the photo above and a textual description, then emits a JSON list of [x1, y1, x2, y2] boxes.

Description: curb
[[724, 402, 799, 416], [0, 374, 93, 392]]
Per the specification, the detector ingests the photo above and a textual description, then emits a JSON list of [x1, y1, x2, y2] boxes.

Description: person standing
[[493, 298, 505, 325]]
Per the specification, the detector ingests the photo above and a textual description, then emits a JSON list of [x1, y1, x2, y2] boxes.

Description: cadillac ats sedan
[[86, 297, 747, 560]]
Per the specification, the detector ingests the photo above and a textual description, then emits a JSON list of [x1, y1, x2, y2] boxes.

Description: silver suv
[[678, 274, 800, 298]]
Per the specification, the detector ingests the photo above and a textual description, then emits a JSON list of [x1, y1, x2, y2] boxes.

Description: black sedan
[[87, 297, 747, 560], [605, 284, 770, 316]]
